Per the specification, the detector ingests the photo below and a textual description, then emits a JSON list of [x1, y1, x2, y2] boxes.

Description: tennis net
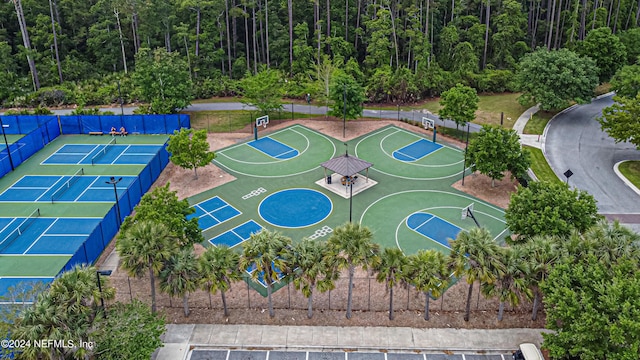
[[50, 168, 84, 203], [91, 137, 117, 165], [0, 208, 40, 253]]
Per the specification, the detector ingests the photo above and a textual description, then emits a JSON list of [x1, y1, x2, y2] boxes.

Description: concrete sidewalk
[[155, 324, 547, 360], [512, 104, 543, 149]]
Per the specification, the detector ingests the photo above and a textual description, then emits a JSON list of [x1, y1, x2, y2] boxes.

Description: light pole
[[96, 269, 112, 318], [0, 118, 14, 171], [106, 177, 122, 226]]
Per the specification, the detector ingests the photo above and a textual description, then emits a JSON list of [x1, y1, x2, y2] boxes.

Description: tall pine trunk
[[345, 0, 349, 41], [265, 0, 270, 67], [354, 0, 362, 49], [49, 0, 62, 84], [115, 9, 128, 74], [547, 0, 557, 49], [288, 0, 293, 74], [225, 0, 232, 77], [389, 4, 400, 69], [195, 6, 201, 57], [252, 5, 258, 73], [482, 0, 490, 69], [244, 4, 250, 72], [13, 0, 40, 90]]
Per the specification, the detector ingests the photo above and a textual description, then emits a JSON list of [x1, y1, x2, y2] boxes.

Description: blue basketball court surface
[[208, 220, 263, 248], [0, 175, 135, 203], [0, 217, 101, 255], [245, 261, 285, 287], [392, 139, 442, 162], [42, 143, 163, 165], [248, 137, 299, 159], [188, 196, 241, 231], [258, 189, 332, 228], [406, 212, 463, 248]]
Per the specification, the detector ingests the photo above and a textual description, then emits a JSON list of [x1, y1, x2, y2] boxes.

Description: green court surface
[[0, 134, 168, 280], [201, 124, 509, 259]]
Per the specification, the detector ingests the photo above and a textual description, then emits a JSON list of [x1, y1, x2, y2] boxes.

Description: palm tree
[[198, 245, 242, 317], [584, 219, 640, 263], [524, 235, 559, 320], [117, 220, 176, 313], [406, 249, 450, 321], [159, 248, 200, 316], [374, 247, 407, 320], [449, 227, 502, 322], [482, 246, 532, 321], [328, 222, 380, 319], [291, 238, 338, 319], [13, 265, 114, 360], [239, 229, 292, 318]]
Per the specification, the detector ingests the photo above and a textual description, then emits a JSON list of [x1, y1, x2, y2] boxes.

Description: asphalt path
[[28, 102, 482, 133], [544, 94, 640, 228]]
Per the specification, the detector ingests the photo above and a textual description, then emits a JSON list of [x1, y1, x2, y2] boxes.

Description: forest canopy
[[1, 0, 638, 109]]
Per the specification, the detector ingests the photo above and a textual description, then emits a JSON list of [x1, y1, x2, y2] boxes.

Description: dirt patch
[[105, 117, 537, 328]]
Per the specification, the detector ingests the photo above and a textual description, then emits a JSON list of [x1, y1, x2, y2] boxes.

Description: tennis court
[[0, 173, 135, 203], [0, 215, 101, 255], [42, 141, 163, 165]]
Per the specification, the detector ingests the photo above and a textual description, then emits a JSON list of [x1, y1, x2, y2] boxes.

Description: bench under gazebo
[[316, 153, 377, 199]]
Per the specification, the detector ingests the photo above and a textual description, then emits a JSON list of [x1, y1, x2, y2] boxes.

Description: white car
[[513, 343, 544, 360]]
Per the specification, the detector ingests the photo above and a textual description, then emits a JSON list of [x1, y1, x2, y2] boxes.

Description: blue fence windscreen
[[58, 114, 189, 135]]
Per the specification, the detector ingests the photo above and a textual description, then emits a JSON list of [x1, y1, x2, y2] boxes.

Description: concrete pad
[[337, 327, 363, 347], [163, 324, 194, 344], [189, 324, 213, 344], [385, 327, 414, 348], [235, 324, 264, 346], [287, 326, 315, 346], [210, 325, 241, 345], [312, 327, 339, 346], [360, 327, 389, 347], [154, 343, 189, 360], [260, 325, 288, 345]]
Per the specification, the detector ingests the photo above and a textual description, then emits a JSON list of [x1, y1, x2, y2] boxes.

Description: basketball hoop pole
[[467, 209, 480, 227]]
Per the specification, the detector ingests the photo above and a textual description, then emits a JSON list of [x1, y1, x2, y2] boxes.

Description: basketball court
[[195, 122, 508, 284]]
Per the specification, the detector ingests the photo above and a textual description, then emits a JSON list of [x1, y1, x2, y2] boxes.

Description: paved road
[[544, 94, 640, 229]]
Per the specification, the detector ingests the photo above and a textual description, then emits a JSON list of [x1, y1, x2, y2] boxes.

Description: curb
[[613, 161, 640, 196], [187, 344, 518, 354]]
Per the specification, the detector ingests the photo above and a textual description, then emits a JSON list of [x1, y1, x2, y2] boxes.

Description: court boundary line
[[390, 138, 445, 163], [220, 127, 310, 165], [74, 176, 101, 202], [41, 143, 162, 165], [194, 198, 242, 232], [110, 144, 132, 164], [257, 188, 333, 229], [378, 129, 458, 167], [23, 219, 60, 254], [246, 136, 302, 160], [207, 219, 264, 249], [213, 125, 337, 179]]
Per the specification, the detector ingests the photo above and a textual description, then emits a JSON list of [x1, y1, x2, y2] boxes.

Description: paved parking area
[[188, 350, 512, 360]]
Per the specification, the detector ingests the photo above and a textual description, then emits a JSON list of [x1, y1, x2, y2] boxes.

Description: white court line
[[23, 219, 59, 254], [35, 176, 68, 202], [78, 144, 101, 164], [74, 177, 101, 202], [111, 144, 131, 164]]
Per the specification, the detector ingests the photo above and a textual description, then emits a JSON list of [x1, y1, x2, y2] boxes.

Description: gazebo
[[317, 153, 377, 199], [320, 153, 373, 184]]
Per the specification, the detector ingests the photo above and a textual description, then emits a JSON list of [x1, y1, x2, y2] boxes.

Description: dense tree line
[[2, 0, 640, 108]]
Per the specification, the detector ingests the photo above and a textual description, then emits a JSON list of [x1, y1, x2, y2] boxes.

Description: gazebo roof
[[320, 154, 373, 177]]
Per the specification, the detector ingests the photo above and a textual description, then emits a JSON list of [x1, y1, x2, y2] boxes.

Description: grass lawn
[[595, 83, 612, 96], [525, 146, 562, 184], [523, 110, 556, 135], [618, 161, 640, 189], [185, 110, 316, 132], [367, 93, 526, 129]]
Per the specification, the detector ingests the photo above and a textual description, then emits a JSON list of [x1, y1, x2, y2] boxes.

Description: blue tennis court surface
[[188, 196, 241, 231], [208, 220, 263, 248], [392, 139, 442, 162], [42, 143, 163, 165], [406, 212, 462, 248], [248, 137, 299, 159], [0, 217, 101, 255], [0, 175, 135, 203]]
